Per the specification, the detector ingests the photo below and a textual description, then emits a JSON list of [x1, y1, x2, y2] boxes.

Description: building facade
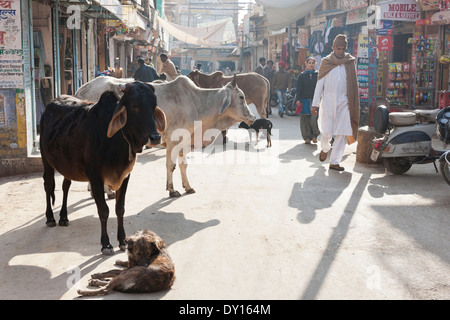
[[0, 0, 164, 176]]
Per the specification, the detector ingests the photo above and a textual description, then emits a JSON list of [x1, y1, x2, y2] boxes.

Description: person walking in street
[[311, 34, 360, 171], [272, 61, 292, 118], [296, 57, 320, 144], [255, 57, 268, 76], [112, 62, 124, 78], [265, 60, 275, 115], [133, 57, 160, 82], [158, 53, 178, 81]]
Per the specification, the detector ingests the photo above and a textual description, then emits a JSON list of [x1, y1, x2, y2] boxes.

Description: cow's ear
[[120, 83, 132, 94], [219, 91, 231, 114], [155, 106, 166, 133], [107, 105, 127, 138], [146, 83, 155, 93]]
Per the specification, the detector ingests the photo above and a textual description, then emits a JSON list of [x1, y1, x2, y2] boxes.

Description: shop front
[[376, 0, 426, 111], [0, 0, 125, 176], [430, 8, 450, 109]]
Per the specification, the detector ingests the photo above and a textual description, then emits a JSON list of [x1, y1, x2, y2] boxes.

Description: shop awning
[[122, 5, 147, 29], [94, 0, 123, 19], [156, 16, 228, 47], [255, 0, 322, 31], [431, 10, 450, 25], [60, 0, 124, 22]]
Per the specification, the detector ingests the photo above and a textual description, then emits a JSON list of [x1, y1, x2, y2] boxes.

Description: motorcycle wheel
[[440, 159, 450, 186], [284, 99, 296, 116], [383, 157, 412, 175]]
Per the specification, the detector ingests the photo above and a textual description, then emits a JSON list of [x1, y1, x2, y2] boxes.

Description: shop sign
[[218, 49, 233, 57], [346, 7, 369, 25], [357, 57, 369, 101], [416, 19, 431, 25], [379, 0, 421, 21], [197, 49, 212, 57], [342, 0, 368, 11], [418, 0, 440, 10], [378, 36, 393, 51], [0, 0, 23, 89], [378, 20, 393, 35], [368, 34, 378, 127], [357, 34, 369, 102], [357, 34, 369, 58]]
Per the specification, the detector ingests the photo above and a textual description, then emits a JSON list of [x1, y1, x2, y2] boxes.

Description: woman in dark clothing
[[296, 57, 320, 144]]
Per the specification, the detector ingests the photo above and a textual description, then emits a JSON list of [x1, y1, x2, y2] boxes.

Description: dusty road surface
[[0, 108, 449, 300]]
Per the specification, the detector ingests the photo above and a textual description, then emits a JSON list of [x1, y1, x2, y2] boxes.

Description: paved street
[[0, 106, 449, 300]]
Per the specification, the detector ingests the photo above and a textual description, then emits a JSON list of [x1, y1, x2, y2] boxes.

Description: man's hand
[[311, 106, 319, 115]]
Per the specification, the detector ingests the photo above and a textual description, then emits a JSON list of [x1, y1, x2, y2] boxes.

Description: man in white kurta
[[311, 34, 359, 171]]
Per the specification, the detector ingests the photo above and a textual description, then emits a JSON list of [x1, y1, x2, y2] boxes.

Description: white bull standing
[[75, 75, 256, 197]]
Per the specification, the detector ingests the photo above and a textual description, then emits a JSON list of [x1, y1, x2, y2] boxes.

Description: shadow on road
[[288, 168, 370, 299]]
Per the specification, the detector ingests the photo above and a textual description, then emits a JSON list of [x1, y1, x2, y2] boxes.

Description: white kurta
[[312, 65, 352, 137]]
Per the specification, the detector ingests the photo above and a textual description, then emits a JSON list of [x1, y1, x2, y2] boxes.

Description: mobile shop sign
[[379, 0, 421, 21]]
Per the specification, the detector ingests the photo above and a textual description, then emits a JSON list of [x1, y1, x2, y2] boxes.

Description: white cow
[[75, 75, 256, 197]]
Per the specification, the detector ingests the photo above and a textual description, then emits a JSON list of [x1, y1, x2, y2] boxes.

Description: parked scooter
[[436, 107, 450, 185], [371, 105, 450, 181]]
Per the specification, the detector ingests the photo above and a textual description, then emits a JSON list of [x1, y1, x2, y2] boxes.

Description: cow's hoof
[[101, 245, 115, 255], [59, 219, 69, 226], [46, 220, 56, 227], [169, 190, 181, 197], [186, 188, 196, 194], [119, 243, 126, 251]]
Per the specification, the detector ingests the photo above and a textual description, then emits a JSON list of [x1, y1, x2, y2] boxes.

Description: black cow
[[40, 81, 166, 255]]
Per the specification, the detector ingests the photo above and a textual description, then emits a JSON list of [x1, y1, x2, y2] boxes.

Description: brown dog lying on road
[[78, 230, 175, 296]]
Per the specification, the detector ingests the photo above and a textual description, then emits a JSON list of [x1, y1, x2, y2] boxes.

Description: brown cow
[[188, 70, 270, 118]]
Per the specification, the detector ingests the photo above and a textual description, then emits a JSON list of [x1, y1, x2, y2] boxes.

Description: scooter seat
[[414, 109, 440, 123], [389, 112, 416, 126]]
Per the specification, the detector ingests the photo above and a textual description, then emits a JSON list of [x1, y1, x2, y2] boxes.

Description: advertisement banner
[[0, 0, 23, 89], [378, 20, 393, 35], [378, 36, 393, 51], [357, 34, 369, 102]]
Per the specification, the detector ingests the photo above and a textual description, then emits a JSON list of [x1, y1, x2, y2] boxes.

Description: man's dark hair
[[259, 57, 266, 63], [160, 53, 168, 59], [137, 57, 145, 65]]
